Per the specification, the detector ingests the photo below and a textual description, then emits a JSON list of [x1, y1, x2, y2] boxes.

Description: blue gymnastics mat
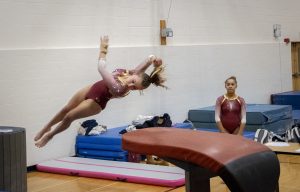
[[191, 118, 293, 134], [188, 104, 293, 134], [76, 123, 257, 161], [173, 123, 255, 139], [196, 128, 255, 140], [293, 110, 300, 123], [188, 104, 292, 125], [271, 91, 300, 110], [76, 149, 128, 161], [76, 126, 128, 161], [76, 126, 126, 146]]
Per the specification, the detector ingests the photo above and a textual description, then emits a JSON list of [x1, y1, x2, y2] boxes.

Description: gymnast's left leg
[[35, 99, 101, 148]]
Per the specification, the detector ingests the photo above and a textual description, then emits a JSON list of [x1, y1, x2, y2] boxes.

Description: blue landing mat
[[271, 91, 300, 110], [293, 110, 300, 119], [191, 118, 293, 134], [188, 104, 292, 125], [173, 123, 255, 139], [76, 126, 126, 146], [76, 126, 128, 161]]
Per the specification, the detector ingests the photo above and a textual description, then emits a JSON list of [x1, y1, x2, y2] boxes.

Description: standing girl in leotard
[[35, 36, 167, 147], [215, 76, 246, 135]]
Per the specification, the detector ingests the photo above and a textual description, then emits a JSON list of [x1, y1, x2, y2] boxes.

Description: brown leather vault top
[[122, 128, 271, 172]]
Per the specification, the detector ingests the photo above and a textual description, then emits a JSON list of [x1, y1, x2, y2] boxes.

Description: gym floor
[[27, 154, 300, 192]]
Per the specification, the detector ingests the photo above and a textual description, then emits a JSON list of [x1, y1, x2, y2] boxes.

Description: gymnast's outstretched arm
[[97, 36, 123, 93]]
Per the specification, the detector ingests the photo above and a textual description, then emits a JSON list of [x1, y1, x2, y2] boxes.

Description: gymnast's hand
[[100, 35, 109, 48], [99, 35, 109, 60], [153, 58, 162, 67], [148, 55, 162, 67]]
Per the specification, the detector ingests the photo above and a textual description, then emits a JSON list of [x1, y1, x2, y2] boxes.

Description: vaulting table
[[122, 128, 280, 192]]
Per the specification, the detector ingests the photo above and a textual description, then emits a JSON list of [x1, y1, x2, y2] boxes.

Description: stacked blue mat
[[188, 104, 293, 134], [76, 123, 256, 162], [271, 91, 300, 122], [76, 126, 128, 161]]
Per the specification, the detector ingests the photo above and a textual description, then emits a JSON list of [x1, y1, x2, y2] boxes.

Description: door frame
[[291, 42, 300, 91]]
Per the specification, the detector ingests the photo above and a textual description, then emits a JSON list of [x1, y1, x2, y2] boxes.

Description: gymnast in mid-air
[[35, 36, 167, 147]]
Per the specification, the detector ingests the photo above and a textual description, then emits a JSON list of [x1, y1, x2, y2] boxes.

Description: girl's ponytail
[[149, 66, 168, 89]]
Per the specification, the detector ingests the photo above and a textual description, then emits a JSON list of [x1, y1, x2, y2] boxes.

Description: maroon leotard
[[85, 69, 130, 109], [85, 80, 112, 109], [215, 95, 246, 134]]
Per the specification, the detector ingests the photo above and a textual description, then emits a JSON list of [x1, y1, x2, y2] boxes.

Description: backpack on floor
[[135, 113, 172, 129], [254, 128, 286, 144], [254, 129, 271, 144], [286, 125, 300, 143], [269, 131, 285, 142]]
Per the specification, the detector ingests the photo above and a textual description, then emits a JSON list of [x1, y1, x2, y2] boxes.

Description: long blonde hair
[[141, 66, 168, 89]]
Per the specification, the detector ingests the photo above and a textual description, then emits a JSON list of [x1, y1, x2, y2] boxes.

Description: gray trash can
[[0, 126, 27, 192]]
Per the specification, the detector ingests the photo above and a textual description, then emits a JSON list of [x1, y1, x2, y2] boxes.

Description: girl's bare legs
[[34, 85, 92, 141], [35, 99, 102, 148]]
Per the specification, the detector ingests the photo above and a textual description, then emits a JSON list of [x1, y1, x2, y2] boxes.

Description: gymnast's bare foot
[[34, 127, 51, 141], [35, 132, 53, 148]]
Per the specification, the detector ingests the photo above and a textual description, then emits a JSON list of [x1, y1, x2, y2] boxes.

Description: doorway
[[291, 42, 300, 90]]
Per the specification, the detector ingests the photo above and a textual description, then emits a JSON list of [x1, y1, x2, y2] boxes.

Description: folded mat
[[192, 118, 294, 134], [76, 126, 128, 161], [76, 126, 127, 146], [188, 104, 292, 125], [292, 110, 300, 121], [271, 91, 300, 110]]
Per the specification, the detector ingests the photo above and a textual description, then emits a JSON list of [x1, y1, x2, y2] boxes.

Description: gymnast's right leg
[[34, 85, 92, 141], [35, 98, 102, 147]]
